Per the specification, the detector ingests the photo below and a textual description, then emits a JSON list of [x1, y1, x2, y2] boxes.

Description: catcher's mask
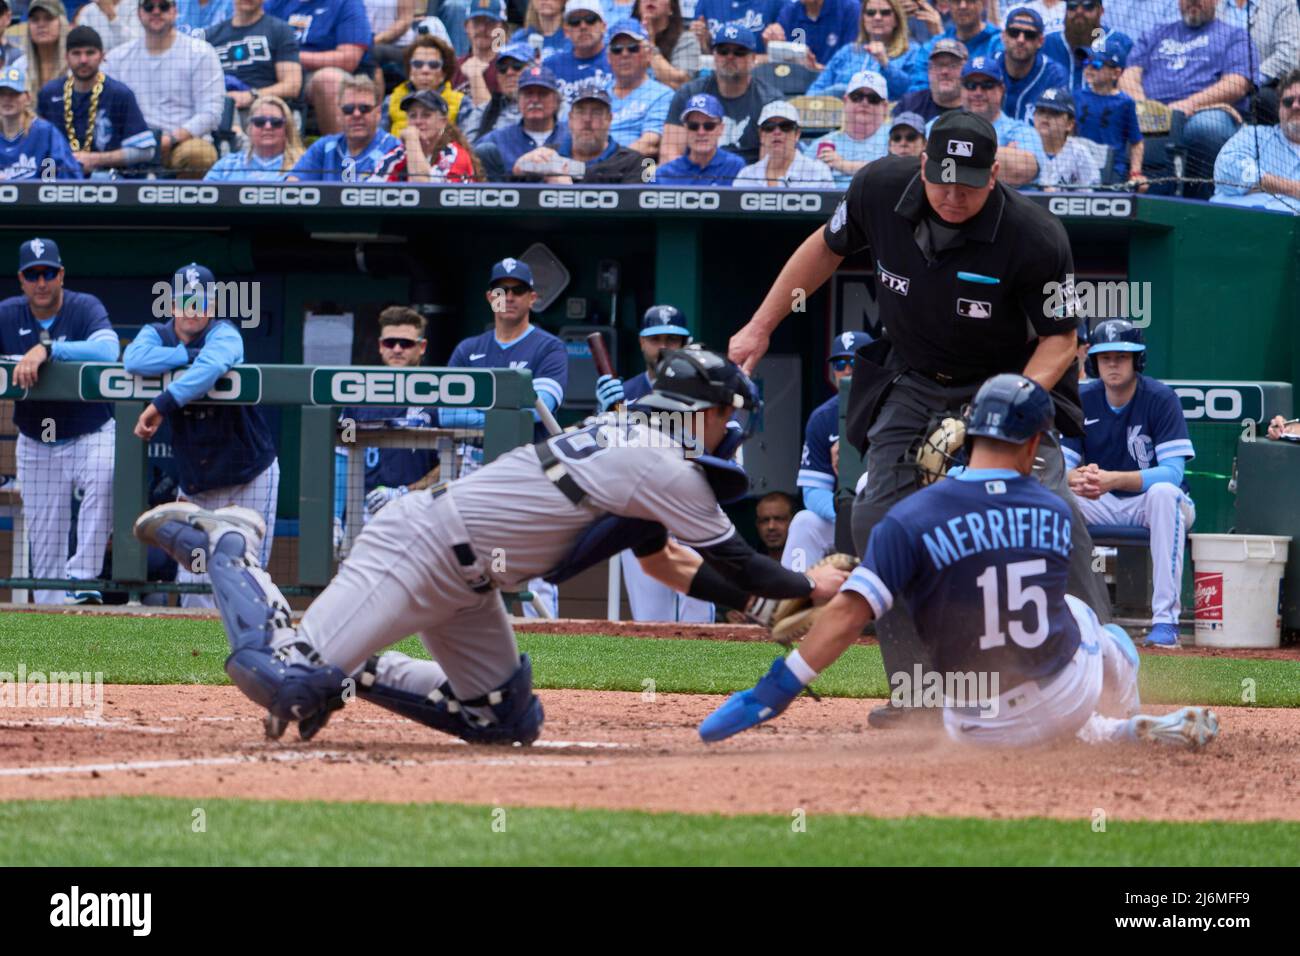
[[634, 346, 760, 458], [911, 412, 969, 487]]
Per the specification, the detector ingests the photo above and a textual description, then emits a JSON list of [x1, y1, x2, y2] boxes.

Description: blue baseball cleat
[[699, 657, 805, 743], [1130, 706, 1219, 749], [1145, 623, 1181, 647]]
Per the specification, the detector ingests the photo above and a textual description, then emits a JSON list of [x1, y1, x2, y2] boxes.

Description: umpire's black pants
[[849, 373, 1113, 697]]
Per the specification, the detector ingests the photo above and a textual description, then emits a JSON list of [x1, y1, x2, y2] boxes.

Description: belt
[[909, 368, 986, 389], [534, 440, 587, 506], [427, 482, 493, 593]]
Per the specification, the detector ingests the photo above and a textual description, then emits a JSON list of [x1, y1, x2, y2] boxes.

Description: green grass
[[2, 797, 1298, 866], [2, 612, 1296, 706]]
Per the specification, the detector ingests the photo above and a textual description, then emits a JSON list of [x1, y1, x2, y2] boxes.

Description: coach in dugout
[[123, 262, 279, 608], [728, 110, 1111, 728], [0, 238, 118, 604]]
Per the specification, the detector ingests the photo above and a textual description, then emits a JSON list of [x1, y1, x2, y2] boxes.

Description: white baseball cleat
[[134, 502, 266, 559], [1130, 707, 1220, 749]]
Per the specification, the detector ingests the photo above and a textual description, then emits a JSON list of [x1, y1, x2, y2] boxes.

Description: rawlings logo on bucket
[[1194, 572, 1223, 623]]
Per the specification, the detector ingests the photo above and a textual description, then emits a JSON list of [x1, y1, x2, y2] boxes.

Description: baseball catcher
[[133, 348, 850, 744], [700, 374, 1220, 750]]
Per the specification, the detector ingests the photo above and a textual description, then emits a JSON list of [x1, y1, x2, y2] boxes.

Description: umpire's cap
[[966, 373, 1053, 445], [639, 347, 757, 415], [924, 110, 997, 188]]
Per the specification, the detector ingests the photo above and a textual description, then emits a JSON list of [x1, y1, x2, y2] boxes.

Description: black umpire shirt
[[824, 154, 1084, 437]]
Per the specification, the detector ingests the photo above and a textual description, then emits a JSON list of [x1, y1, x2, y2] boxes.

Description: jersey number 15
[[976, 559, 1049, 650]]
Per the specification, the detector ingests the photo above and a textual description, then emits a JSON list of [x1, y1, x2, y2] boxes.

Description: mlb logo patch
[[957, 298, 991, 318], [984, 480, 1006, 495], [947, 140, 973, 157]]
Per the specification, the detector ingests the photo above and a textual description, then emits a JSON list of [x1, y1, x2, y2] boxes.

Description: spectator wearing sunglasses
[[997, 7, 1066, 119], [387, 34, 463, 134], [1074, 43, 1142, 180], [547, 0, 614, 99], [781, 331, 874, 573], [917, 0, 1002, 67], [1213, 69, 1300, 213], [102, 0, 223, 176], [205, 93, 304, 179], [1042, 0, 1133, 93], [893, 37, 965, 122], [942, 54, 1046, 184], [452, 0, 506, 98], [1032, 86, 1101, 185], [289, 74, 399, 179], [661, 24, 780, 163], [458, 42, 531, 142], [807, 70, 890, 187], [205, 0, 302, 128], [476, 65, 571, 179], [373, 87, 482, 180], [764, 0, 861, 70], [506, 80, 642, 180], [264, 0, 373, 136], [1000, 0, 1064, 33], [735, 100, 833, 186], [512, 0, 573, 63], [606, 19, 671, 155], [654, 91, 745, 182], [887, 110, 926, 154], [809, 0, 924, 99]]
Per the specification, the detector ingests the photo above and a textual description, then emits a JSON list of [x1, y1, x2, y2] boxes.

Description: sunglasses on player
[[380, 337, 423, 350], [609, 42, 643, 54], [341, 103, 376, 115], [491, 283, 532, 296], [565, 12, 601, 25], [140, 0, 173, 11], [21, 266, 60, 282], [829, 358, 854, 371], [761, 120, 798, 133], [847, 90, 884, 104], [963, 78, 999, 91], [685, 120, 720, 131], [409, 59, 444, 71], [1006, 27, 1039, 39], [250, 114, 286, 128], [890, 130, 920, 142]]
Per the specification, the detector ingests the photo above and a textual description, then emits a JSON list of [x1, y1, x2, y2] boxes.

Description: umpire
[[729, 110, 1111, 728]]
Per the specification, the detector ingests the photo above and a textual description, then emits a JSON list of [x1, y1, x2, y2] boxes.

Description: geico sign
[[1174, 387, 1245, 421], [341, 187, 421, 207], [239, 186, 321, 205], [540, 189, 619, 209], [328, 371, 478, 405], [739, 192, 823, 212], [438, 188, 520, 207], [39, 184, 118, 203], [138, 184, 220, 204], [0, 185, 19, 204], [96, 368, 248, 401], [1047, 196, 1132, 217], [638, 190, 720, 210]]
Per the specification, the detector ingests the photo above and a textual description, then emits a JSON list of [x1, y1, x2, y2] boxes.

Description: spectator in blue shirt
[[654, 91, 745, 182], [476, 64, 572, 178], [1075, 45, 1143, 180], [288, 75, 398, 179], [607, 19, 672, 154], [512, 0, 573, 62], [1042, 0, 1133, 93], [265, 0, 373, 135], [998, 7, 1068, 119], [175, 0, 232, 37], [953, 54, 1047, 183], [691, 0, 782, 54], [205, 93, 305, 179], [809, 0, 927, 99], [547, 0, 614, 99], [807, 69, 891, 186], [894, 36, 966, 120], [918, 0, 1002, 65], [1212, 70, 1300, 213], [765, 0, 860, 69]]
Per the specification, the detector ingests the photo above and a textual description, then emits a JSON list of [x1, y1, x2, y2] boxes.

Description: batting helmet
[[1085, 318, 1146, 377], [966, 373, 1054, 445]]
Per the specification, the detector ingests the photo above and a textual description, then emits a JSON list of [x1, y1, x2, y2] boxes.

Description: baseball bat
[[586, 331, 621, 412], [534, 397, 562, 437]]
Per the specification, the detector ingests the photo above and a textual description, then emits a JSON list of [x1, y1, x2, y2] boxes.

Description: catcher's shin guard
[[225, 643, 351, 723], [357, 653, 544, 745], [206, 530, 295, 652]]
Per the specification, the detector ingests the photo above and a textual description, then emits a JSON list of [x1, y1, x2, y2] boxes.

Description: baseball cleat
[[134, 502, 266, 559], [133, 501, 201, 548], [263, 713, 289, 740], [1130, 706, 1219, 749], [65, 589, 103, 605], [1144, 623, 1181, 648]]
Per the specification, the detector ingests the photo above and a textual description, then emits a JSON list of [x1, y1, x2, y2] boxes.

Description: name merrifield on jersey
[[922, 503, 1073, 571]]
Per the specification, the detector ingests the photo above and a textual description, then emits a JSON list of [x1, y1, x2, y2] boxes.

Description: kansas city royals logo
[[501, 257, 519, 273], [29, 238, 44, 258], [184, 266, 201, 288], [840, 332, 855, 350], [1127, 425, 1154, 468]]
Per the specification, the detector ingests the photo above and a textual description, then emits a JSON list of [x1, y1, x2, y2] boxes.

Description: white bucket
[[1190, 534, 1291, 648]]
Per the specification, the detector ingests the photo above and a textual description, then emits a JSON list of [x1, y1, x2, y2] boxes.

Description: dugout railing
[[0, 361, 538, 602]]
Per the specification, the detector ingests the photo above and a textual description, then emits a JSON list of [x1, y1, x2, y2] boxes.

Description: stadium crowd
[[0, 0, 1291, 202]]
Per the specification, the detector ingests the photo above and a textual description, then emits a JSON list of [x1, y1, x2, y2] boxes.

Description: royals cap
[[489, 257, 535, 287], [19, 237, 61, 271]]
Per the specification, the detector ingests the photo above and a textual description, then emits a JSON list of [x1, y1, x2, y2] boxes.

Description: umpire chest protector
[[150, 319, 276, 494], [826, 156, 1084, 449]]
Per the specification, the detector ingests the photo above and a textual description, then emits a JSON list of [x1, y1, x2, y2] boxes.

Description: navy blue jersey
[[1061, 376, 1194, 498], [0, 290, 115, 440], [340, 405, 438, 490], [449, 323, 568, 440], [141, 319, 277, 493], [1073, 89, 1142, 177], [844, 469, 1081, 689], [37, 75, 154, 156], [622, 370, 653, 403], [797, 394, 837, 493]]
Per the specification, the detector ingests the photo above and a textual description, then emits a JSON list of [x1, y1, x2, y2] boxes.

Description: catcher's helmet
[[635, 347, 760, 457], [966, 373, 1054, 445], [1085, 318, 1146, 377]]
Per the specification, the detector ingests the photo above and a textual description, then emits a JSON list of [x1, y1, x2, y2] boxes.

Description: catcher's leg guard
[[357, 653, 544, 745], [225, 642, 351, 723]]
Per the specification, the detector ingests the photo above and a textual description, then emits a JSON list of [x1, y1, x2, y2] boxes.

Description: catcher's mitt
[[771, 553, 859, 645], [914, 416, 967, 486]]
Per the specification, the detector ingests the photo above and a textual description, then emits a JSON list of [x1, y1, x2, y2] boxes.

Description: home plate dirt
[[1, 685, 1298, 821]]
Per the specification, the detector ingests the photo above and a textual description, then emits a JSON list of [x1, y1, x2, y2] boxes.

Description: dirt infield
[[2, 685, 1298, 821]]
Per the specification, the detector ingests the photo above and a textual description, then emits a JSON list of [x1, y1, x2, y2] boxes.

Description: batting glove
[[364, 484, 407, 515], [440, 407, 486, 430], [595, 374, 625, 412]]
